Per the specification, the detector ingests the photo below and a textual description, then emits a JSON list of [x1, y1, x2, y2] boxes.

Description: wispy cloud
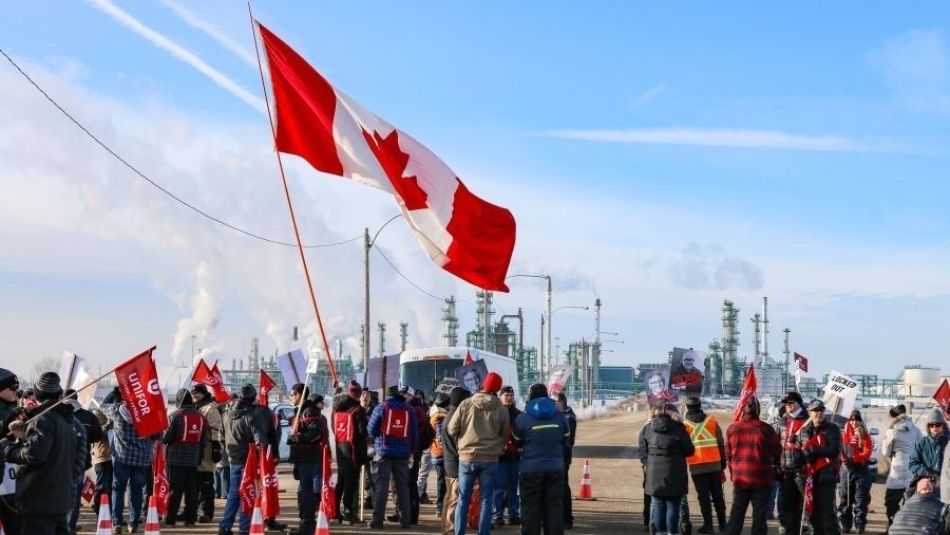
[[541, 127, 903, 152], [157, 0, 258, 68], [627, 84, 666, 109], [85, 0, 265, 114], [869, 29, 950, 113], [669, 242, 764, 291]]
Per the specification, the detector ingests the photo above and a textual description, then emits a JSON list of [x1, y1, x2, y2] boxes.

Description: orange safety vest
[[684, 415, 721, 466]]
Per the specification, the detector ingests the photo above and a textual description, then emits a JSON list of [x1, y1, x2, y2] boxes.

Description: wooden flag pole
[[246, 3, 338, 386]]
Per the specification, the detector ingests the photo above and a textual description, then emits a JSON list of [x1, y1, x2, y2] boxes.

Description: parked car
[[272, 403, 295, 462], [868, 426, 879, 480]]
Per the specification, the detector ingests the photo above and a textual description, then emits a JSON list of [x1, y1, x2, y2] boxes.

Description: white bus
[[399, 346, 521, 403]]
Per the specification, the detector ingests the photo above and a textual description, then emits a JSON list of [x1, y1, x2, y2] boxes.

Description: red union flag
[[239, 448, 259, 516], [733, 363, 758, 422], [259, 369, 276, 406], [320, 443, 337, 520], [257, 22, 516, 292], [192, 360, 230, 403], [933, 378, 950, 413], [80, 476, 96, 504], [259, 445, 280, 519], [153, 442, 170, 515], [114, 347, 167, 437], [794, 352, 809, 372]]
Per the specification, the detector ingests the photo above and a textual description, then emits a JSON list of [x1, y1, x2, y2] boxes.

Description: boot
[[697, 524, 715, 534]]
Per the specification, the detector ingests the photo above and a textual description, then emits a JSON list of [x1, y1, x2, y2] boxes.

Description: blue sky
[[3, 1, 950, 383]]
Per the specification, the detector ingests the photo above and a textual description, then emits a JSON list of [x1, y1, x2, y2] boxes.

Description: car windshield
[[400, 359, 464, 399]]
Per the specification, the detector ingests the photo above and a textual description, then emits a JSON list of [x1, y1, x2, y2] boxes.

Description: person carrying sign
[[332, 381, 368, 525], [288, 383, 328, 535], [367, 385, 418, 530], [796, 399, 842, 535], [162, 388, 209, 528], [684, 397, 727, 533]]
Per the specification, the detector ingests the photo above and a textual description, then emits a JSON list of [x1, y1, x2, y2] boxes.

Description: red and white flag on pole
[[259, 369, 276, 406], [257, 22, 517, 292], [259, 445, 280, 519], [114, 347, 168, 437], [239, 447, 260, 516], [794, 352, 809, 372], [192, 360, 230, 403], [933, 378, 950, 415], [153, 442, 170, 515], [733, 363, 758, 422]]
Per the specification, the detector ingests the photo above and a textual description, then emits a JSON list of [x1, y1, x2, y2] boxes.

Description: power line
[[0, 47, 360, 249], [373, 247, 443, 301]]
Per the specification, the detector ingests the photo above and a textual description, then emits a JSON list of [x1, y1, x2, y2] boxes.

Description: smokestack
[[762, 296, 769, 367]]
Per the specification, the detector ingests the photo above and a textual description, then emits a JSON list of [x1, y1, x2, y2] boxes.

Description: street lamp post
[[364, 214, 403, 372], [507, 274, 552, 378]]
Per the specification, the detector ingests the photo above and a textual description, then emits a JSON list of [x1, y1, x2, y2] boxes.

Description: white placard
[[821, 370, 859, 420], [0, 462, 17, 495]]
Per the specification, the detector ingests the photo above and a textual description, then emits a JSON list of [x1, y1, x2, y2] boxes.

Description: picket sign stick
[[13, 345, 156, 430]]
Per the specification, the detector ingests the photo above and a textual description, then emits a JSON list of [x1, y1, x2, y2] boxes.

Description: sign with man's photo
[[669, 347, 705, 395]]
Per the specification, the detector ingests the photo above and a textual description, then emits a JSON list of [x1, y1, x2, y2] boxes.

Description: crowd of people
[[2, 362, 950, 535]]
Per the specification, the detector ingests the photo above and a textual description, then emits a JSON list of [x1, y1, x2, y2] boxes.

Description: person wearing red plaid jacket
[[724, 396, 781, 535]]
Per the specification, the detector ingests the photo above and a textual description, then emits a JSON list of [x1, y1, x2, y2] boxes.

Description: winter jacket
[[639, 413, 695, 497], [779, 408, 808, 474], [797, 417, 842, 485], [942, 443, 950, 505], [289, 399, 327, 464], [430, 408, 447, 461], [684, 408, 727, 475], [0, 399, 20, 437], [909, 430, 948, 480], [223, 399, 265, 464], [90, 409, 113, 466], [163, 403, 209, 467], [102, 400, 155, 467], [255, 404, 281, 457], [842, 422, 872, 466], [888, 491, 950, 535], [882, 414, 923, 490], [195, 397, 223, 472], [447, 391, 509, 462], [442, 406, 461, 478], [368, 395, 418, 460], [562, 405, 577, 466], [3, 401, 77, 516], [727, 414, 781, 489], [333, 395, 369, 465], [512, 397, 569, 473]]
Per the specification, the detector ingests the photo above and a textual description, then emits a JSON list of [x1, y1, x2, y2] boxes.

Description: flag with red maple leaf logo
[[257, 22, 516, 292]]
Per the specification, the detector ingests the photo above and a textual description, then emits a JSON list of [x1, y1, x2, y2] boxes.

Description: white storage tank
[[898, 366, 941, 397]]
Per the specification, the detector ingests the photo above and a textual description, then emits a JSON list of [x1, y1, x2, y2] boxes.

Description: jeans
[[112, 460, 148, 528], [651, 495, 682, 535], [220, 463, 249, 533], [492, 460, 520, 521], [214, 465, 229, 499], [295, 462, 323, 534], [417, 449, 433, 496], [94, 462, 113, 513], [520, 470, 564, 535], [724, 486, 770, 535], [837, 463, 871, 531], [69, 473, 83, 531], [373, 458, 411, 527], [455, 461, 497, 535]]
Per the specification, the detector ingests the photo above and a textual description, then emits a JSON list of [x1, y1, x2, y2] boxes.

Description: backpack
[[180, 412, 205, 445], [382, 404, 411, 439], [334, 406, 360, 443]]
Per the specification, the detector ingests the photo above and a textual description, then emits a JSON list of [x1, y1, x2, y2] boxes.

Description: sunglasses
[[928, 422, 945, 428]]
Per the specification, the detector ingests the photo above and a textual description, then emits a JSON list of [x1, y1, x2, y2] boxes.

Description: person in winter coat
[[942, 440, 950, 506], [447, 371, 509, 535], [0, 372, 78, 535], [882, 404, 924, 528], [65, 389, 100, 533], [778, 391, 809, 535], [332, 381, 368, 525], [368, 385, 418, 530], [102, 384, 155, 534], [0, 368, 21, 535], [683, 397, 727, 533], [405, 389, 434, 525], [90, 408, 113, 516], [909, 408, 948, 481], [493, 385, 521, 527], [888, 476, 950, 535], [555, 392, 577, 529], [724, 396, 781, 535], [190, 383, 223, 523], [796, 399, 842, 535], [219, 384, 266, 535], [163, 389, 210, 527], [639, 401, 695, 535], [429, 392, 450, 519], [838, 409, 873, 533], [288, 384, 328, 535], [513, 383, 569, 535], [441, 387, 471, 535]]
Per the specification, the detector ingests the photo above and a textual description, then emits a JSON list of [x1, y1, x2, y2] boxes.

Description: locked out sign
[[821, 370, 859, 421]]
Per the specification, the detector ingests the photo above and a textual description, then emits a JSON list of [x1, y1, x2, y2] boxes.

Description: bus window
[[400, 359, 464, 400]]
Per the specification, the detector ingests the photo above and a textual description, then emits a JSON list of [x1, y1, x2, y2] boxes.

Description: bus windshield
[[400, 359, 464, 399]]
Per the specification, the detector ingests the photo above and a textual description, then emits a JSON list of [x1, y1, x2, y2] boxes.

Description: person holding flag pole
[[287, 382, 328, 535], [219, 383, 266, 535]]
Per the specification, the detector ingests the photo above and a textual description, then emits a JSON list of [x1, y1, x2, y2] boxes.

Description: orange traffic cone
[[578, 459, 595, 500], [96, 492, 114, 535], [250, 497, 265, 534], [144, 494, 161, 535], [316, 509, 331, 535]]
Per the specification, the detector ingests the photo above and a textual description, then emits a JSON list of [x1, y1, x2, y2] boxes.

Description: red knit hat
[[482, 372, 503, 393]]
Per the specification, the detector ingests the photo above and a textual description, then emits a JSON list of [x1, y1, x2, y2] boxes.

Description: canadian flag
[[257, 22, 516, 292]]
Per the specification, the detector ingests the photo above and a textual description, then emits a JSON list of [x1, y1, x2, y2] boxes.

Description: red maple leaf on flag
[[361, 129, 429, 210]]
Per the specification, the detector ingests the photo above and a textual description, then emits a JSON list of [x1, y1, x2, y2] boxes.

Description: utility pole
[[751, 313, 762, 367], [377, 322, 386, 359], [762, 296, 769, 367], [545, 277, 552, 380], [539, 314, 545, 378], [364, 227, 371, 371], [580, 337, 588, 408], [783, 328, 791, 392], [593, 298, 601, 401]]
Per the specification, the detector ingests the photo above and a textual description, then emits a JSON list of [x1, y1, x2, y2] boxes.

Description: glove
[[287, 433, 298, 446]]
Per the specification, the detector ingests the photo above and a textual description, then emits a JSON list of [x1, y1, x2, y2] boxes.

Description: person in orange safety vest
[[683, 397, 728, 534]]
